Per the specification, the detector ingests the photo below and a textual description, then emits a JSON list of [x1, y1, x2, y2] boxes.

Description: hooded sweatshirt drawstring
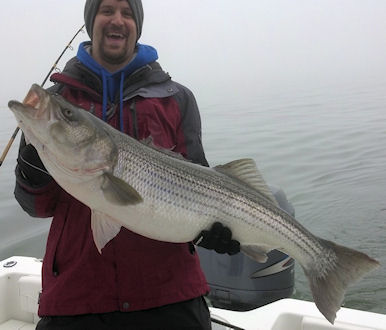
[[76, 41, 158, 132], [119, 72, 125, 132]]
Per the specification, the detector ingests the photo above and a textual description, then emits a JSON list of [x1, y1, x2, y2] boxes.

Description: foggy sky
[[1, 0, 385, 106]]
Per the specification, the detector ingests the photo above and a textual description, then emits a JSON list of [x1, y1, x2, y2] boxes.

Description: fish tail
[[304, 238, 379, 324]]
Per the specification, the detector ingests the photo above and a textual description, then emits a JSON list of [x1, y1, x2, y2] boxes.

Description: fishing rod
[[0, 24, 85, 168]]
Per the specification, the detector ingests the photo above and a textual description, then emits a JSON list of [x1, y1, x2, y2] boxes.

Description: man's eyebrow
[[99, 5, 113, 11]]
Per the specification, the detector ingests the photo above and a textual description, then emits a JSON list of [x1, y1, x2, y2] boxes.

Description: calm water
[[0, 78, 385, 313]]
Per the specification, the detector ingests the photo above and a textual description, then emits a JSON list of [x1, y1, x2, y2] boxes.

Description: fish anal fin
[[101, 172, 143, 206], [91, 210, 122, 253], [214, 159, 279, 206], [241, 244, 272, 263]]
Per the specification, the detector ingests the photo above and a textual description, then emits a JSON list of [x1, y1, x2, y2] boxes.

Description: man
[[14, 0, 239, 329]]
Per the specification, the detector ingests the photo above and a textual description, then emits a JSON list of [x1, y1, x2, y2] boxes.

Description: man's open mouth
[[106, 33, 126, 40]]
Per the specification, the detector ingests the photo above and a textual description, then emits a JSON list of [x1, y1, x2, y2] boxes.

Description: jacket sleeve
[[173, 83, 209, 167], [14, 136, 61, 218]]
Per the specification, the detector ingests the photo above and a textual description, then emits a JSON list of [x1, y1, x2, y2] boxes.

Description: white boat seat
[[0, 319, 35, 330]]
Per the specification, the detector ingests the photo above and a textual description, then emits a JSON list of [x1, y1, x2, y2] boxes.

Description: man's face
[[92, 0, 137, 72]]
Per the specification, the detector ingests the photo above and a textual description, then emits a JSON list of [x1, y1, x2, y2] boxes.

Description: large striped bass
[[8, 84, 379, 324]]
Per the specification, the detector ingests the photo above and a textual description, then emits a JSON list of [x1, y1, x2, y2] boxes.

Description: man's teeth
[[108, 33, 124, 38]]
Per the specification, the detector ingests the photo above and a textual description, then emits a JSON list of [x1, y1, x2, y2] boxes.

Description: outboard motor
[[197, 186, 295, 311]]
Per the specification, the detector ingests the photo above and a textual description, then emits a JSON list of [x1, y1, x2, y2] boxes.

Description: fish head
[[8, 84, 118, 180]]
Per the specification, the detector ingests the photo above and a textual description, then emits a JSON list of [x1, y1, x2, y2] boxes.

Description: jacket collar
[[50, 57, 173, 98]]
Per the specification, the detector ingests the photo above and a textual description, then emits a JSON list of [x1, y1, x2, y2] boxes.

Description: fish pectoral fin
[[101, 172, 143, 206], [214, 159, 279, 207], [241, 244, 272, 263], [91, 210, 122, 253]]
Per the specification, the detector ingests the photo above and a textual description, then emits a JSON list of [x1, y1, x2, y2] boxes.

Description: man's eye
[[122, 10, 133, 18], [100, 8, 113, 15]]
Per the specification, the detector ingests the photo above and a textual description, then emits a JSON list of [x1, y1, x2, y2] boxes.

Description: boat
[[1, 256, 385, 330]]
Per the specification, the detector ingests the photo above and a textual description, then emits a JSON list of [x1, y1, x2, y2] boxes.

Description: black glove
[[17, 139, 52, 186], [194, 222, 240, 255]]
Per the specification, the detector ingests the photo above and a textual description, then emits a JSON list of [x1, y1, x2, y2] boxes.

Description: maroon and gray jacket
[[14, 57, 210, 316]]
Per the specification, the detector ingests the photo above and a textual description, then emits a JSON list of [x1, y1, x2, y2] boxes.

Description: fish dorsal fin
[[141, 136, 188, 161], [214, 158, 279, 206], [101, 172, 143, 206], [91, 210, 122, 253]]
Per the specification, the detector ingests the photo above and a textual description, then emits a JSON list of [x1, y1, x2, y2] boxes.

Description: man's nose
[[111, 12, 124, 26]]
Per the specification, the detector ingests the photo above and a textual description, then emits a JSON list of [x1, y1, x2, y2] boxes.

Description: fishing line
[[0, 24, 85, 168], [210, 317, 245, 330], [19, 154, 50, 177]]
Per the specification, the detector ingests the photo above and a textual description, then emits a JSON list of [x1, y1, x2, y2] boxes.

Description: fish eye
[[63, 108, 74, 119]]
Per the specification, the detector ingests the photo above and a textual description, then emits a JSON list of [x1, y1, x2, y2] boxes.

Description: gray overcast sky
[[1, 0, 386, 106]]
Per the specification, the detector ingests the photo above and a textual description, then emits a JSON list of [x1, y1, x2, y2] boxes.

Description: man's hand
[[194, 222, 240, 255]]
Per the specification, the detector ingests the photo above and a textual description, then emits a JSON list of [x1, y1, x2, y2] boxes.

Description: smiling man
[[90, 0, 138, 71], [14, 0, 241, 329]]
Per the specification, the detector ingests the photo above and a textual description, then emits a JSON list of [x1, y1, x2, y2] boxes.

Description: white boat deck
[[211, 299, 386, 330], [1, 256, 385, 330]]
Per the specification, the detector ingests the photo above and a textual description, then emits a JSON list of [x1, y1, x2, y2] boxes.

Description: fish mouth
[[8, 84, 50, 120], [22, 84, 49, 119]]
